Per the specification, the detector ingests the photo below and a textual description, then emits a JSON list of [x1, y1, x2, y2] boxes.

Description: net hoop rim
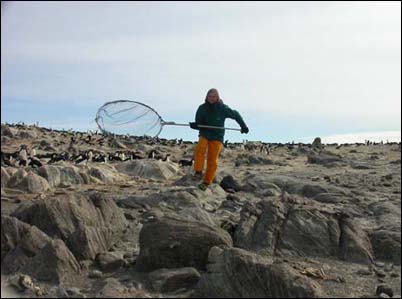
[[95, 99, 164, 137]]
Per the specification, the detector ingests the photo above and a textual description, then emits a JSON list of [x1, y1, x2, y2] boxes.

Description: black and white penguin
[[147, 149, 157, 159], [87, 150, 93, 162], [18, 145, 28, 167], [74, 152, 88, 164], [28, 157, 43, 168], [130, 151, 145, 160], [48, 153, 62, 164], [29, 147, 37, 158], [178, 158, 194, 167], [162, 154, 171, 162], [120, 152, 126, 161]]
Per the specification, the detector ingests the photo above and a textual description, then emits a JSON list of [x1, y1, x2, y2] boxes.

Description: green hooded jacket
[[195, 100, 247, 143]]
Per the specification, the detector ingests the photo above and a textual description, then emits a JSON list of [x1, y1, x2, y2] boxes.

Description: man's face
[[207, 92, 219, 104]]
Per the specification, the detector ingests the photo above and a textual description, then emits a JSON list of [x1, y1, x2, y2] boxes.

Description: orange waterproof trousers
[[193, 136, 223, 185]]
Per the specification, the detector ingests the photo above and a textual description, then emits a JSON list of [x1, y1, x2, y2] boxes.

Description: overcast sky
[[1, 1, 401, 143]]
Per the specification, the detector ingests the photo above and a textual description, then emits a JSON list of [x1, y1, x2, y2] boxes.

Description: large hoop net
[[95, 100, 164, 137]]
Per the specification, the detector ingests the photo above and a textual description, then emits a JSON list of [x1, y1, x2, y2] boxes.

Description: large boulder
[[307, 150, 345, 167], [96, 251, 126, 271], [1, 215, 52, 273], [115, 160, 180, 180], [312, 137, 323, 149], [118, 186, 226, 213], [369, 229, 401, 265], [37, 165, 62, 187], [242, 174, 347, 199], [59, 165, 86, 185], [1, 215, 80, 284], [6, 169, 28, 188], [88, 166, 115, 184], [86, 164, 126, 184], [234, 199, 288, 254], [194, 246, 324, 298], [136, 216, 233, 272], [338, 217, 374, 264], [37, 165, 85, 187], [175, 207, 219, 227], [241, 175, 288, 197], [234, 197, 373, 264], [13, 172, 51, 193], [11, 192, 128, 260], [21, 239, 81, 284], [278, 207, 341, 258]]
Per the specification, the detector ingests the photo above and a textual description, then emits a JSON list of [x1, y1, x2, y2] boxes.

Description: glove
[[241, 126, 249, 134], [189, 122, 199, 130]]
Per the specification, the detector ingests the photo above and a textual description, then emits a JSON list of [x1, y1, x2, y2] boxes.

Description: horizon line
[[2, 121, 400, 145]]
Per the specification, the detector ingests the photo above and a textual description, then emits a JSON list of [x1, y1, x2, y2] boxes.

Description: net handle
[[162, 121, 241, 131]]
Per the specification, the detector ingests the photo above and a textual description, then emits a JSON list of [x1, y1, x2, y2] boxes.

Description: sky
[[1, 1, 401, 143]]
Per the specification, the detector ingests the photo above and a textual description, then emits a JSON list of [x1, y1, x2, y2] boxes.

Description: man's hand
[[189, 122, 199, 130], [241, 126, 249, 134]]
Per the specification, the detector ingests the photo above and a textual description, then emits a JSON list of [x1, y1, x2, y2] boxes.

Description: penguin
[[62, 151, 71, 161], [108, 152, 122, 162], [88, 150, 93, 162], [179, 158, 194, 167], [74, 153, 88, 164], [1, 151, 17, 167], [148, 149, 157, 159], [130, 151, 144, 160], [260, 144, 270, 155], [18, 145, 28, 167], [162, 154, 171, 162], [28, 157, 43, 168], [30, 147, 37, 158], [92, 153, 104, 163], [48, 153, 62, 164]]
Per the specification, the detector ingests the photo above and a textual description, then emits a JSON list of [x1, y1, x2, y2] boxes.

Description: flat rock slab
[[136, 216, 233, 272], [115, 160, 181, 180]]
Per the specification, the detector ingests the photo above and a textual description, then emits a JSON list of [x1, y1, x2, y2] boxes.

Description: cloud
[[1, 1, 400, 137]]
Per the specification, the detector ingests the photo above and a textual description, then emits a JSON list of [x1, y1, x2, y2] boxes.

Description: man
[[190, 88, 249, 190]]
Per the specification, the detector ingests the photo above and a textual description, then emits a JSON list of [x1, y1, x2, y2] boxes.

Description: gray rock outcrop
[[136, 216, 233, 272], [11, 192, 128, 260], [194, 246, 324, 298]]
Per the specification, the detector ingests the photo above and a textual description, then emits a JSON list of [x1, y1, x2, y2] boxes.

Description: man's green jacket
[[195, 100, 247, 143]]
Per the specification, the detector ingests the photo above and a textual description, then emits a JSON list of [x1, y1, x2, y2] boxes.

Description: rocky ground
[[1, 123, 401, 298]]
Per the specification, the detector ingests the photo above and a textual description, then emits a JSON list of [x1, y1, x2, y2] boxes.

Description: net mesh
[[95, 100, 163, 137]]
